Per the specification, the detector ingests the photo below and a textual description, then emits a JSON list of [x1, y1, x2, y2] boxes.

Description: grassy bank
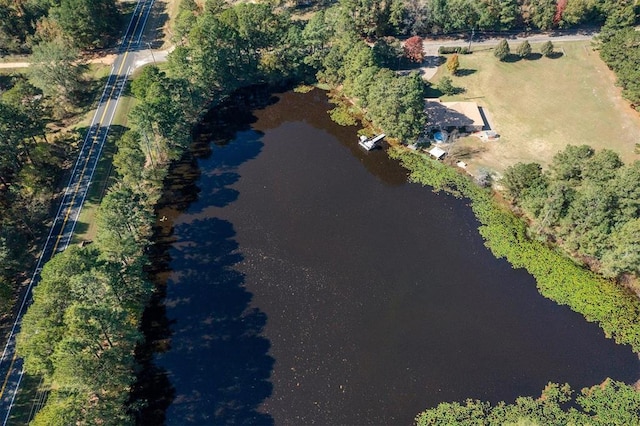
[[390, 148, 640, 353]]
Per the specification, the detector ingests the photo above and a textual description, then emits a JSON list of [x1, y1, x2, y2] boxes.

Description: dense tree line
[[0, 0, 120, 54], [597, 24, 640, 109], [309, 0, 636, 38], [416, 380, 640, 425], [0, 0, 119, 312], [310, 1, 427, 140], [0, 76, 70, 310], [17, 244, 153, 424], [169, 0, 309, 106], [502, 146, 640, 279], [17, 0, 302, 421]]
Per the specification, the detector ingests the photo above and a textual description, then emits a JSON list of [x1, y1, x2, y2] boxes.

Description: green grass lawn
[[432, 41, 640, 176]]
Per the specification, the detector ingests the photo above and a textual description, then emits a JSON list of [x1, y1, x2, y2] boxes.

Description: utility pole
[[147, 42, 156, 65], [468, 28, 475, 51]]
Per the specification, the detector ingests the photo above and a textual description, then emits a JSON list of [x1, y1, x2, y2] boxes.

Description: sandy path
[[0, 54, 119, 69]]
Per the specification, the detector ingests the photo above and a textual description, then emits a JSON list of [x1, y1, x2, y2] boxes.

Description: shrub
[[494, 39, 510, 61], [446, 54, 460, 75], [438, 46, 471, 55], [541, 40, 554, 57], [436, 76, 456, 95], [516, 40, 532, 58]]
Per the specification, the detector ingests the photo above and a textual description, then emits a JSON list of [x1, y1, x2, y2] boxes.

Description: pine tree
[[541, 40, 554, 57], [516, 40, 532, 58], [494, 39, 510, 61]]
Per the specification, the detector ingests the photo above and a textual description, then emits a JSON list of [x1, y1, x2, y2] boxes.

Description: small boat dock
[[358, 134, 385, 151]]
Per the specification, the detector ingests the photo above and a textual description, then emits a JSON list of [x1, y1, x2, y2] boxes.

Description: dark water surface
[[143, 89, 639, 425]]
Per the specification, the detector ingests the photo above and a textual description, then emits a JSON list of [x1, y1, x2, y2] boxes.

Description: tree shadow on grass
[[502, 54, 522, 63], [425, 86, 444, 98], [455, 68, 476, 76], [547, 51, 564, 59]]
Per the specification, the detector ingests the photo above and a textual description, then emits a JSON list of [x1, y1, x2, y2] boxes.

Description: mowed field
[[434, 41, 640, 177]]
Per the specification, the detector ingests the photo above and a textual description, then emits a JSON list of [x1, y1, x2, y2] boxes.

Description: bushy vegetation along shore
[[391, 148, 640, 353]]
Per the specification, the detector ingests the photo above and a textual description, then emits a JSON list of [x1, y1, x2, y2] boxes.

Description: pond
[[135, 89, 639, 425]]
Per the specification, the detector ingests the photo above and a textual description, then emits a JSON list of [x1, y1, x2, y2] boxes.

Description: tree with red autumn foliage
[[403, 35, 424, 63], [554, 0, 568, 25]]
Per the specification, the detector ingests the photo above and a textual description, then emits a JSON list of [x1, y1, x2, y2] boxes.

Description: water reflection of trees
[[252, 89, 409, 187], [158, 218, 274, 424], [132, 91, 274, 424]]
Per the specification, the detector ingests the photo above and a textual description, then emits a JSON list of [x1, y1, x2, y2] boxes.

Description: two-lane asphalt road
[[0, 0, 156, 422]]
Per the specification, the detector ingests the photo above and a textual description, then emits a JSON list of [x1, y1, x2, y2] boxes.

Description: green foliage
[[49, 0, 120, 49], [612, 160, 640, 220], [30, 392, 83, 426], [390, 148, 640, 352], [530, 0, 557, 30], [559, 0, 601, 27], [548, 144, 594, 183], [494, 39, 510, 61], [598, 27, 640, 108], [541, 40, 554, 57], [18, 241, 152, 423], [501, 162, 547, 201], [0, 0, 49, 54], [418, 380, 640, 425], [601, 219, 640, 278], [338, 0, 390, 39], [95, 182, 154, 265], [578, 379, 640, 425], [130, 67, 195, 163], [112, 130, 146, 185], [372, 37, 402, 69], [365, 70, 426, 141], [502, 146, 640, 277], [302, 10, 335, 70], [317, 17, 426, 142], [168, 2, 300, 100], [18, 246, 98, 377], [438, 46, 470, 54], [516, 40, 532, 58], [29, 38, 84, 114], [582, 148, 623, 183], [436, 76, 456, 95], [329, 103, 358, 126]]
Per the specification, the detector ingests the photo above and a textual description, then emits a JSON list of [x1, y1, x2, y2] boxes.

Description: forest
[[0, 0, 123, 312], [0, 0, 120, 54], [502, 146, 640, 279], [2, 0, 640, 423]]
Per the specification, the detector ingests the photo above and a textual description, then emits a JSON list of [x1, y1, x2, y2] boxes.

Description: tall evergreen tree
[[50, 0, 120, 49]]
